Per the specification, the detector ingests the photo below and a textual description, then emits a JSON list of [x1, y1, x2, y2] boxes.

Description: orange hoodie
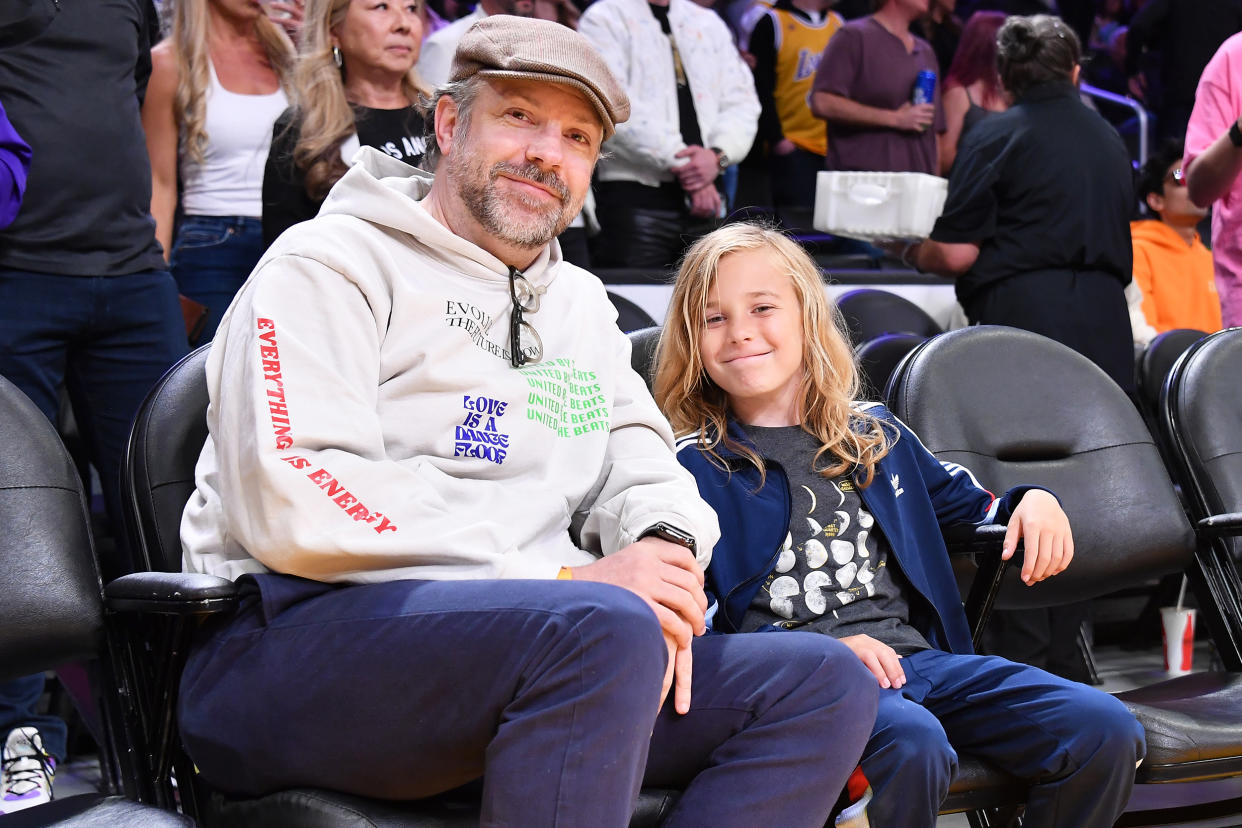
[[1130, 219, 1222, 334]]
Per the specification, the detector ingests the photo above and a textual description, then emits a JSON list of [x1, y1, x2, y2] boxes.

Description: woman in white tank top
[[143, 0, 295, 342]]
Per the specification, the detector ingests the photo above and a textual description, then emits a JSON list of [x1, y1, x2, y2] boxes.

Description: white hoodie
[[181, 148, 720, 583]]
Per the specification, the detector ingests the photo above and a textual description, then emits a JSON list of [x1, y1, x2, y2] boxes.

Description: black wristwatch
[[1230, 120, 1242, 149], [710, 147, 729, 171], [639, 522, 697, 553]]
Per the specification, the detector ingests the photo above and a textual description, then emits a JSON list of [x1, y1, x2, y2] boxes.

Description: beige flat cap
[[449, 15, 630, 139]]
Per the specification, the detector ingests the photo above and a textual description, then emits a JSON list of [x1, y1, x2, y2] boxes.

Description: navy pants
[[861, 648, 1145, 828], [170, 215, 264, 343], [180, 574, 878, 827], [0, 267, 186, 761]]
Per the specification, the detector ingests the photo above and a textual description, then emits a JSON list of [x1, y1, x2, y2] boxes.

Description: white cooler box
[[812, 171, 949, 241]]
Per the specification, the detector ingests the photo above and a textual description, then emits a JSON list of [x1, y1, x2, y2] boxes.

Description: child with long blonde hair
[[655, 222, 1145, 828]]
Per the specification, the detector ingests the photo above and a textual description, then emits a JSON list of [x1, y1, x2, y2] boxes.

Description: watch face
[[647, 522, 695, 550]]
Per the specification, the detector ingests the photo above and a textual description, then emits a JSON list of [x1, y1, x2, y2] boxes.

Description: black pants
[[769, 146, 824, 233], [963, 268, 1135, 394], [591, 183, 718, 270]]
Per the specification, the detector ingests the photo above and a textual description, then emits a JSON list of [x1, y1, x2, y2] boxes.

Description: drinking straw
[[1176, 574, 1188, 612]]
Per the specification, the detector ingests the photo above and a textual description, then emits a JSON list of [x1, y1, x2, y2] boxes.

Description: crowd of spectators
[[4, 0, 1242, 817]]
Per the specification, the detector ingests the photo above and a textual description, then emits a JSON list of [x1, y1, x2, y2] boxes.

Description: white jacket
[[579, 0, 760, 187], [182, 147, 720, 583], [415, 7, 485, 89]]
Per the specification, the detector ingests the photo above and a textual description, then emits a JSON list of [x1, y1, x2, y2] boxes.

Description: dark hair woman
[[939, 10, 1006, 171], [899, 13, 1136, 675]]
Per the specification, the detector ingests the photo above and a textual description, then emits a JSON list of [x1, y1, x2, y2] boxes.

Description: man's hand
[[1004, 489, 1074, 585], [687, 184, 722, 219], [840, 635, 905, 689], [673, 145, 720, 192], [891, 102, 935, 133], [772, 138, 797, 156], [661, 631, 693, 714], [570, 537, 707, 713]]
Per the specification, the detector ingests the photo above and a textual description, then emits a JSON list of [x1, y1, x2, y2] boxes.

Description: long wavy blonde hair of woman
[[290, 0, 431, 199], [654, 223, 896, 488], [173, 0, 295, 164]]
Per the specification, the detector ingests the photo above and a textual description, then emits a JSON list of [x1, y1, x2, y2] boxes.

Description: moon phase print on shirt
[[761, 477, 885, 621]]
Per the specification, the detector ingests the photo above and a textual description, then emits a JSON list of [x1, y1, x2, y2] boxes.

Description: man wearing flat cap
[[177, 16, 875, 825]]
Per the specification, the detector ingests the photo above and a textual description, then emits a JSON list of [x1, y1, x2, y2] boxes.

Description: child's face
[[699, 248, 805, 426]]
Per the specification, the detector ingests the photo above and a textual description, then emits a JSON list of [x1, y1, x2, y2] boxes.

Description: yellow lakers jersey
[[769, 7, 842, 156]]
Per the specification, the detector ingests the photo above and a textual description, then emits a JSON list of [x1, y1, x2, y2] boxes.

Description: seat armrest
[[1197, 513, 1242, 538], [105, 572, 238, 615], [944, 522, 1010, 558], [943, 524, 1022, 651]]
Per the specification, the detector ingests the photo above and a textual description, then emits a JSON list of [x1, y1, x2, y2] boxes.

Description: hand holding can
[[911, 70, 936, 131]]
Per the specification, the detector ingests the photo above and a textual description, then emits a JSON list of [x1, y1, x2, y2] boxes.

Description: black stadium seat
[[1161, 328, 1242, 670], [119, 345, 682, 826], [855, 332, 928, 400], [0, 374, 191, 827], [1135, 328, 1208, 460], [835, 287, 944, 347], [607, 290, 659, 333], [887, 325, 1242, 825]]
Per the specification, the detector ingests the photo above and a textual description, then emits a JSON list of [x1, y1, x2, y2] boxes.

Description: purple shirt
[[812, 17, 945, 174], [0, 98, 31, 229]]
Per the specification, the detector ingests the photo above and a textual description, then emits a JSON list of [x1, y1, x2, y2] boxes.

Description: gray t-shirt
[[740, 424, 930, 654]]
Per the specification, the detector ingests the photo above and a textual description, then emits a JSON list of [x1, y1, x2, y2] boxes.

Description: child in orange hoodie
[[1130, 141, 1222, 340]]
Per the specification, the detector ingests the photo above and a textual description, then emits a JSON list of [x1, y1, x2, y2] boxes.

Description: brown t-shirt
[[812, 16, 945, 174]]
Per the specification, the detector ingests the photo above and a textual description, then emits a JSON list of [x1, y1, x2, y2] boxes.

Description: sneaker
[[1, 727, 55, 814]]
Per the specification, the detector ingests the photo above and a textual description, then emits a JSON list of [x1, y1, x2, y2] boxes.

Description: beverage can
[[912, 70, 936, 105]]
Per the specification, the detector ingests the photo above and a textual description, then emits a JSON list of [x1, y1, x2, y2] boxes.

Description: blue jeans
[[0, 267, 186, 575], [181, 574, 878, 826], [0, 676, 66, 763], [0, 266, 186, 761], [171, 215, 264, 343], [861, 648, 1145, 828]]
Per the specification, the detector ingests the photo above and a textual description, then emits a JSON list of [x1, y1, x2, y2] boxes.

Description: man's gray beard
[[450, 154, 584, 250]]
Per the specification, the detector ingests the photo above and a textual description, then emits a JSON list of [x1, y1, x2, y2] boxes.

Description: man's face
[[441, 77, 602, 253]]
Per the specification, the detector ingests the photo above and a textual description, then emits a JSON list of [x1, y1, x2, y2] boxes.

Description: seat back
[[886, 326, 1194, 609], [855, 333, 929, 401], [629, 326, 662, 391], [1161, 328, 1242, 669], [123, 345, 212, 574], [0, 375, 104, 680], [607, 291, 659, 333], [1163, 329, 1242, 526], [835, 288, 943, 346], [1136, 328, 1207, 427]]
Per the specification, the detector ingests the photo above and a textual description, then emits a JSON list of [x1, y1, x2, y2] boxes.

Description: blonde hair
[[654, 223, 895, 488], [289, 0, 432, 199], [172, 0, 295, 164]]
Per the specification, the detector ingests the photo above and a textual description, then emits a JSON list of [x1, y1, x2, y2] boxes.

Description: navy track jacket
[[676, 403, 1048, 655]]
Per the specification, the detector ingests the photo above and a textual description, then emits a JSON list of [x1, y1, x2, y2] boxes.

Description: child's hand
[[1004, 489, 1074, 585], [840, 635, 905, 689]]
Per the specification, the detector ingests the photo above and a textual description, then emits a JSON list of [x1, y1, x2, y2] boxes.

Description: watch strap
[[1230, 120, 1242, 148]]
